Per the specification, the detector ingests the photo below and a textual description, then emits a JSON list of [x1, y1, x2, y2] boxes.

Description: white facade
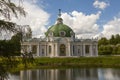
[[21, 37, 98, 57]]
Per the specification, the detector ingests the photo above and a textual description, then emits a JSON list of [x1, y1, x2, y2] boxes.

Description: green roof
[[45, 22, 73, 37]]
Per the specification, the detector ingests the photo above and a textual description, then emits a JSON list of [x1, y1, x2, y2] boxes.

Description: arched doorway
[[60, 44, 66, 56]]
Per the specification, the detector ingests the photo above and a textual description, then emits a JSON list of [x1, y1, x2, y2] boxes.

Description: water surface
[[8, 68, 120, 80]]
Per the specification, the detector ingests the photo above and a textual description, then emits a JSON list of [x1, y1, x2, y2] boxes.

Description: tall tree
[[0, 0, 25, 33]]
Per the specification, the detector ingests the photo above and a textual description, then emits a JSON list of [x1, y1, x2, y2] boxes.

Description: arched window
[[60, 44, 66, 56]]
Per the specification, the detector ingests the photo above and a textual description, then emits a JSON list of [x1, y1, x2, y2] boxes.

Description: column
[[39, 45, 41, 56], [96, 44, 98, 56], [39, 45, 42, 56], [83, 44, 85, 56], [47, 44, 49, 57], [90, 44, 93, 56], [37, 45, 39, 56], [80, 45, 83, 56], [51, 44, 54, 57], [46, 44, 47, 56], [55, 43, 57, 57], [68, 43, 71, 56], [71, 44, 73, 56], [54, 44, 55, 57], [56, 43, 59, 56]]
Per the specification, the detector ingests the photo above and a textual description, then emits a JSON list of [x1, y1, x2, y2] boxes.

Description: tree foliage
[[98, 34, 120, 55], [0, 32, 22, 57], [0, 0, 25, 33], [98, 37, 108, 46], [0, 26, 33, 56]]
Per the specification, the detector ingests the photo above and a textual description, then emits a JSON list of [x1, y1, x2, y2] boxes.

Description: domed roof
[[45, 9, 74, 37], [45, 20, 74, 37]]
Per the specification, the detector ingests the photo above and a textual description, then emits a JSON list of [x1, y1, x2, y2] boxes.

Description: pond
[[8, 68, 120, 80]]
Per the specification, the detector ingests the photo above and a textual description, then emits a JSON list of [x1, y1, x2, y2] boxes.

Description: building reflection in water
[[8, 68, 120, 80], [20, 68, 98, 80]]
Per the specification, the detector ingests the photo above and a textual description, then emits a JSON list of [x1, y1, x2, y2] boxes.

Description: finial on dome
[[58, 9, 61, 18], [57, 9, 63, 24]]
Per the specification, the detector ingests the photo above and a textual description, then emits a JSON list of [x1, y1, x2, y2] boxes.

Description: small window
[[59, 31, 66, 37]]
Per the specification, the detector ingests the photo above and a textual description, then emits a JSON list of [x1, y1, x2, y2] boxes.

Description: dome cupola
[[45, 9, 74, 37]]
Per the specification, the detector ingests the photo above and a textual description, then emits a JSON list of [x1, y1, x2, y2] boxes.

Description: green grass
[[34, 56, 120, 68], [1, 56, 120, 70]]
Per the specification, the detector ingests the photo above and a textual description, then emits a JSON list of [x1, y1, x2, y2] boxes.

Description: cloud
[[61, 11, 101, 38], [32, 0, 38, 3], [93, 0, 109, 10], [100, 17, 120, 38], [11, 0, 50, 37]]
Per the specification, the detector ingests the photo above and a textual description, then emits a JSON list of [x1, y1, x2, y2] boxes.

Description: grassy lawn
[[0, 56, 120, 70]]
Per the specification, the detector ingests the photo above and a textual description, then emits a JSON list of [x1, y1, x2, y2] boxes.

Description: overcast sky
[[9, 0, 120, 39]]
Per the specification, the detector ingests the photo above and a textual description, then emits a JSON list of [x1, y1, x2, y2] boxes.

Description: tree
[[112, 46, 117, 54], [98, 45, 113, 55], [115, 34, 120, 44], [0, 33, 21, 57], [109, 35, 116, 45], [0, 0, 25, 33], [98, 37, 108, 46], [98, 34, 120, 55], [10, 32, 22, 55]]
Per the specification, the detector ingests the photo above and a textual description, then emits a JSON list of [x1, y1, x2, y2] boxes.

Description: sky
[[5, 0, 120, 39]]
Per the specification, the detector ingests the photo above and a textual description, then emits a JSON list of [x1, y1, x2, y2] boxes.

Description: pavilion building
[[21, 10, 98, 57]]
